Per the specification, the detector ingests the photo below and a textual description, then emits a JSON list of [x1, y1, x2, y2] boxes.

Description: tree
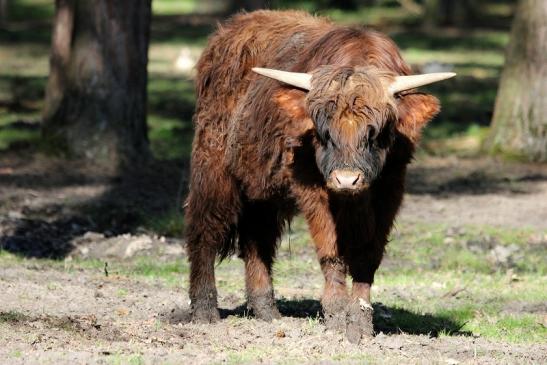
[[42, 0, 152, 171], [324, 0, 357, 10], [0, 0, 7, 25], [485, 0, 547, 161], [423, 0, 477, 29]]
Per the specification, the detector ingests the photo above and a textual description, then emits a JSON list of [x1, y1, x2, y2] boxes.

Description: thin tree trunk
[[422, 0, 440, 30], [42, 0, 152, 171], [422, 0, 475, 29], [0, 0, 8, 25], [484, 0, 547, 161], [239, 0, 268, 11]]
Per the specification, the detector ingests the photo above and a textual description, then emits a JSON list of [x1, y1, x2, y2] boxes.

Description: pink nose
[[331, 169, 363, 190]]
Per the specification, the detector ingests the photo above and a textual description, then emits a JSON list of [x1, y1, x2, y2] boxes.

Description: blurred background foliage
[[0, 0, 517, 161]]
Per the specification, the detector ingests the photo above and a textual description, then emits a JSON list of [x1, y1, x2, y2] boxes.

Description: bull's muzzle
[[329, 169, 367, 192]]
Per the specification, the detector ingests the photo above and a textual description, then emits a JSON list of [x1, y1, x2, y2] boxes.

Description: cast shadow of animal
[[167, 299, 470, 338]]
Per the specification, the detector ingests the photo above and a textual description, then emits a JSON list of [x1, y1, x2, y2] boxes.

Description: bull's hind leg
[[186, 164, 240, 323], [238, 201, 282, 321]]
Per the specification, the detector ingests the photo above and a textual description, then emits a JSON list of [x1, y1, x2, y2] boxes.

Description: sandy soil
[[1, 152, 546, 364]]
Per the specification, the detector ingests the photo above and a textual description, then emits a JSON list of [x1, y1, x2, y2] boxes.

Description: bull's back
[[193, 11, 332, 127]]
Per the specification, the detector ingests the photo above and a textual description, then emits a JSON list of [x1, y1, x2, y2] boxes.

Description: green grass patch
[[471, 315, 547, 343], [153, 0, 197, 15], [0, 310, 29, 323], [323, 6, 421, 27], [386, 222, 547, 274], [9, 350, 23, 359], [7, 0, 54, 22], [107, 353, 145, 365], [0, 126, 40, 150], [143, 207, 186, 237], [131, 256, 187, 277], [148, 115, 193, 160], [375, 271, 547, 342]]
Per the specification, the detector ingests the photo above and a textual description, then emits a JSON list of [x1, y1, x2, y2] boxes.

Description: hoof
[[322, 296, 350, 331], [345, 299, 374, 344], [252, 305, 281, 322], [191, 306, 220, 324], [247, 294, 281, 321], [324, 311, 347, 331]]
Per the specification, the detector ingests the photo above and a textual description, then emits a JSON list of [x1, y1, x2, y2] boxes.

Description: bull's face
[[307, 66, 397, 193], [253, 66, 454, 194]]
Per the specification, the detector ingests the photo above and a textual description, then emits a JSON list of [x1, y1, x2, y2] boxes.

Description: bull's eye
[[376, 124, 394, 149], [322, 131, 337, 149], [323, 131, 331, 144], [366, 127, 376, 146]]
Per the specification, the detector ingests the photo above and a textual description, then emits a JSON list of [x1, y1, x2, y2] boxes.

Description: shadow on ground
[[0, 154, 188, 259], [168, 299, 469, 338], [406, 164, 547, 196]]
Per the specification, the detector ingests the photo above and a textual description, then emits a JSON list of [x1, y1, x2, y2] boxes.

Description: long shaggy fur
[[185, 10, 440, 325]]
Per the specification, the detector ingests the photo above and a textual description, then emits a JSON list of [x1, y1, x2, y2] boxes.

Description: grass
[[107, 354, 146, 365], [0, 310, 28, 323], [374, 271, 547, 342], [152, 0, 197, 15], [0, 126, 40, 150], [6, 0, 54, 22]]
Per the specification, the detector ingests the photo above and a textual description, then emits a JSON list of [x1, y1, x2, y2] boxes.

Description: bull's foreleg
[[239, 202, 281, 321], [319, 256, 349, 331], [344, 250, 383, 343], [304, 205, 350, 330]]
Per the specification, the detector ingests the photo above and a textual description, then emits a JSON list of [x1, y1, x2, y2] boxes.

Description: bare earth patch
[[403, 155, 547, 230]]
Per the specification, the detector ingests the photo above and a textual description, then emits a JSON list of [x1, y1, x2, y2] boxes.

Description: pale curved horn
[[388, 72, 456, 94], [252, 67, 312, 90]]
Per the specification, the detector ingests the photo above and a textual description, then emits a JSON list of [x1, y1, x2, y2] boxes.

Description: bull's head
[[253, 66, 455, 194]]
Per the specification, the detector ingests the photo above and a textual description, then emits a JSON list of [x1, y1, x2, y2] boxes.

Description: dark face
[[306, 66, 398, 193]]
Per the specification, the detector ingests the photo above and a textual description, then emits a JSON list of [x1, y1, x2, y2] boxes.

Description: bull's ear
[[273, 88, 314, 132], [396, 93, 440, 143]]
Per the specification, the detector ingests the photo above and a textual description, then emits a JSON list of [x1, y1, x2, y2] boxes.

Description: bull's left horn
[[252, 67, 312, 90], [388, 72, 456, 94]]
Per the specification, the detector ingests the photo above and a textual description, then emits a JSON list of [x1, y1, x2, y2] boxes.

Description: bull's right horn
[[252, 67, 312, 90], [388, 72, 456, 94]]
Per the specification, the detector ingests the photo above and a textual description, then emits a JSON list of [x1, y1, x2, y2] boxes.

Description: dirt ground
[[1, 262, 545, 365], [1, 151, 547, 364]]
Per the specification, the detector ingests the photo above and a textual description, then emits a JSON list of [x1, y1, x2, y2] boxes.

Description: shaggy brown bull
[[185, 10, 454, 342]]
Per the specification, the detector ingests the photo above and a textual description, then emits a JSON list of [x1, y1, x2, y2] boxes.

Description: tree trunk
[[422, 0, 440, 30], [422, 0, 476, 29], [237, 0, 268, 11], [0, 0, 7, 25], [42, 0, 151, 171], [484, 0, 547, 161], [326, 0, 357, 10]]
